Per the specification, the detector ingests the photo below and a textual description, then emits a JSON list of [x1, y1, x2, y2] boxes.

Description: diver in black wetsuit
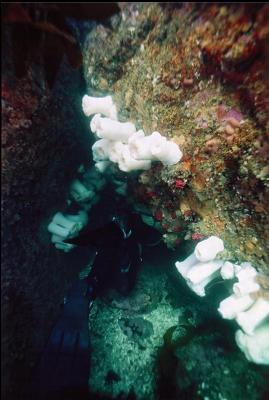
[[37, 203, 148, 400], [66, 208, 143, 298]]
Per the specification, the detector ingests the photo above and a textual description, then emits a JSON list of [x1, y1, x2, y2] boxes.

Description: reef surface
[[83, 2, 269, 270]]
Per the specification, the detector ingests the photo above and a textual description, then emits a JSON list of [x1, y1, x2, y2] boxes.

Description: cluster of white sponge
[[69, 165, 107, 211], [235, 322, 269, 365], [175, 237, 269, 365], [82, 94, 117, 120], [47, 164, 108, 252], [82, 94, 183, 172], [47, 211, 88, 252], [218, 261, 269, 365], [175, 236, 225, 297]]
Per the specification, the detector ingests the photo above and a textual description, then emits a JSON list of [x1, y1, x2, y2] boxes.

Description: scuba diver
[[36, 191, 161, 400]]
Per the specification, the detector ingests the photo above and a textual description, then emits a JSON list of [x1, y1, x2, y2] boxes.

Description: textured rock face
[[83, 3, 269, 271], [1, 27, 91, 400]]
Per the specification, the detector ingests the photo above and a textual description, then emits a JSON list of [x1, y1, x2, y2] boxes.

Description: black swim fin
[[37, 279, 92, 399]]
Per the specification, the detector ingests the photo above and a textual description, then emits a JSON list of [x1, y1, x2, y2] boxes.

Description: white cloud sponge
[[91, 114, 136, 142], [82, 95, 117, 120], [235, 323, 269, 365]]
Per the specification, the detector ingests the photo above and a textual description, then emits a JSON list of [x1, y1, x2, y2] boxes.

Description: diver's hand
[[48, 210, 89, 253]]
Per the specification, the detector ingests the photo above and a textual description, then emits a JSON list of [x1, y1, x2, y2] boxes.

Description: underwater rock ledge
[[83, 2, 269, 271]]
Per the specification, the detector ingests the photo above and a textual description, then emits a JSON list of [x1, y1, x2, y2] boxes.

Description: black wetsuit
[[36, 211, 157, 399], [67, 218, 141, 297]]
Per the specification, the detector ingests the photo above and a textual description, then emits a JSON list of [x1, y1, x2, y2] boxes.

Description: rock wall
[[82, 3, 269, 271], [1, 27, 91, 400]]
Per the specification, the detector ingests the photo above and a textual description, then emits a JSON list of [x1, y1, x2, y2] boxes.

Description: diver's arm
[[64, 221, 123, 247]]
